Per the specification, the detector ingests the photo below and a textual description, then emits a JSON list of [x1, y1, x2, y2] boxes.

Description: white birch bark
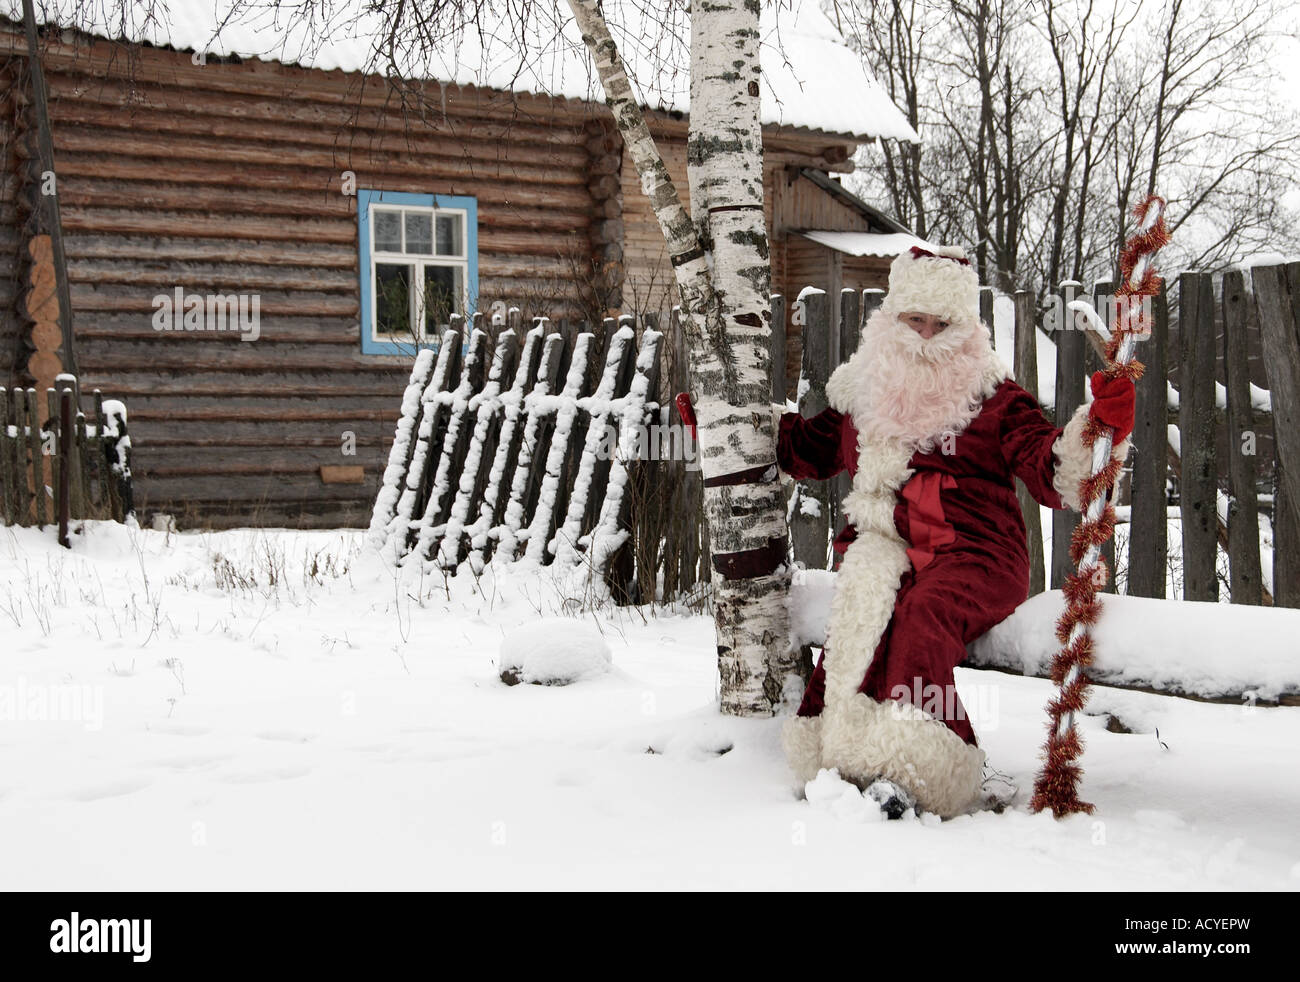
[[568, 0, 797, 715]]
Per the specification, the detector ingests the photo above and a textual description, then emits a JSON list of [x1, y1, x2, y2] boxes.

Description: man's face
[[900, 311, 949, 339]]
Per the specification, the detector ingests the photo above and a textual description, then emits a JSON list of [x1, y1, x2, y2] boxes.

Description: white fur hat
[[880, 245, 980, 327]]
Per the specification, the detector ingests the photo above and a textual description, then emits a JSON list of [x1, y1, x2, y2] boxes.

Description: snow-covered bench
[[789, 568, 1300, 707]]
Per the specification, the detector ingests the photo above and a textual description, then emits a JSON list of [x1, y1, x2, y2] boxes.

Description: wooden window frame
[[357, 189, 479, 356]]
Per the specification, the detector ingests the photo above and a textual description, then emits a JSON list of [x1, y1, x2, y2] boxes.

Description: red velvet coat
[[778, 378, 1069, 746]]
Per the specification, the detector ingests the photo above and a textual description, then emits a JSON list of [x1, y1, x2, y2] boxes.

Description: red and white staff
[[1030, 195, 1171, 818]]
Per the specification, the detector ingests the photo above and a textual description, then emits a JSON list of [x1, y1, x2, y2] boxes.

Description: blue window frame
[[357, 189, 478, 355]]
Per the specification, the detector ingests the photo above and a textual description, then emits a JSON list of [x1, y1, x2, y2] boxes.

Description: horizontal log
[[46, 96, 591, 170], [132, 445, 384, 476], [68, 257, 357, 294], [114, 392, 399, 414], [56, 176, 596, 232], [51, 154, 596, 212], [72, 312, 362, 339], [79, 367, 408, 393], [135, 474, 379, 506], [45, 70, 591, 149], [76, 340, 413, 372], [128, 432, 393, 449], [69, 286, 359, 318], [129, 406, 400, 423], [52, 126, 591, 188], [61, 205, 356, 244], [65, 234, 358, 269]]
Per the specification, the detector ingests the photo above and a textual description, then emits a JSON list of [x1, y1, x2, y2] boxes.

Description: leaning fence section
[[0, 378, 134, 543], [368, 309, 709, 602]]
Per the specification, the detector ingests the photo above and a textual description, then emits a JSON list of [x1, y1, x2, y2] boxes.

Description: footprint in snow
[[219, 765, 312, 784], [145, 754, 230, 772], [254, 730, 316, 744], [147, 721, 211, 737], [70, 778, 152, 801]]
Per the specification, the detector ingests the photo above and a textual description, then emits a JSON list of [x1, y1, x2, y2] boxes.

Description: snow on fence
[[0, 378, 134, 541], [368, 308, 709, 602], [789, 262, 1300, 610]]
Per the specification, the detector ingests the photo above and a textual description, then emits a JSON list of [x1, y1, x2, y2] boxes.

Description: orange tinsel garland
[[1029, 195, 1171, 818]]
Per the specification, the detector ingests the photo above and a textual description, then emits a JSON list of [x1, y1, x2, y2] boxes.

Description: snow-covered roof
[[797, 230, 934, 257], [8, 0, 920, 142]]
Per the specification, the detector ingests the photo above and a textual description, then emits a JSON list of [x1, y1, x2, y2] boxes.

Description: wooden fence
[[0, 379, 134, 543], [789, 261, 1300, 609], [368, 309, 712, 602]]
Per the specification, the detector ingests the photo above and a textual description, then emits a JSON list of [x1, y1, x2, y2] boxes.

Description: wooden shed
[[0, 2, 920, 528]]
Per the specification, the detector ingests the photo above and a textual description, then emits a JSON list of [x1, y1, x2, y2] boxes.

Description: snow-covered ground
[[2, 522, 1297, 890]]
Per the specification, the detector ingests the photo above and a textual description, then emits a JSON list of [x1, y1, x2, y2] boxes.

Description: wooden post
[[0, 389, 14, 525], [769, 293, 786, 405], [57, 387, 71, 547], [1178, 272, 1219, 602], [1252, 263, 1300, 537], [791, 290, 832, 570], [980, 286, 995, 349], [1014, 290, 1046, 596], [832, 288, 860, 538], [20, 0, 77, 378], [13, 388, 32, 524], [1128, 282, 1169, 598], [1051, 281, 1086, 589], [1222, 270, 1262, 605], [861, 288, 886, 324], [54, 377, 83, 520], [28, 389, 46, 527]]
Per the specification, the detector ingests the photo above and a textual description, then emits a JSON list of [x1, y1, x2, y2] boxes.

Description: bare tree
[[841, 0, 1300, 290]]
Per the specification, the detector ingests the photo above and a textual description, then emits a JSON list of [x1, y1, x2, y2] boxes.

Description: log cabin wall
[[0, 25, 615, 528]]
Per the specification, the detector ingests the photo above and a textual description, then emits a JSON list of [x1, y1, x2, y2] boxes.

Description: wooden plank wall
[[1, 27, 614, 528]]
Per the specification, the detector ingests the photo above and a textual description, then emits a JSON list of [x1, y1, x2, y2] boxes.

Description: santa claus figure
[[778, 245, 1135, 819]]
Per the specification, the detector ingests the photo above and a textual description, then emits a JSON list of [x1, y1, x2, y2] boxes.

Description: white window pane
[[423, 265, 464, 334], [375, 263, 415, 338], [404, 212, 433, 254], [436, 214, 462, 256], [373, 210, 402, 252]]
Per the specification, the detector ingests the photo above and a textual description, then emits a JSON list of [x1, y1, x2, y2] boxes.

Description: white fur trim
[[821, 692, 986, 818], [879, 247, 980, 329], [781, 715, 823, 785], [1052, 404, 1134, 511]]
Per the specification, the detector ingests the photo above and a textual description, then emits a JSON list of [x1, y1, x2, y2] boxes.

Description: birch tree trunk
[[568, 0, 797, 715]]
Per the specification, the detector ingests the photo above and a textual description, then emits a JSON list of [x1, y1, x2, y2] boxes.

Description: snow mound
[[498, 619, 612, 686], [803, 768, 884, 824]]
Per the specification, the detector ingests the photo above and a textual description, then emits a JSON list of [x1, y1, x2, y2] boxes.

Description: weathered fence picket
[[1222, 271, 1262, 605], [1179, 272, 1219, 602], [1128, 282, 1169, 599]]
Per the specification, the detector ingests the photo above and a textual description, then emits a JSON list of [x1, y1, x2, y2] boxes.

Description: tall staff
[[1030, 195, 1171, 818]]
